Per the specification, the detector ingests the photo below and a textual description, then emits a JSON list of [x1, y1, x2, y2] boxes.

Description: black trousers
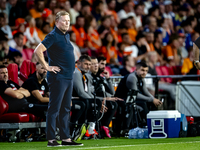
[[100, 101, 118, 127], [46, 77, 73, 140], [114, 100, 134, 134], [22, 103, 48, 119], [73, 98, 102, 124], [70, 100, 86, 125]]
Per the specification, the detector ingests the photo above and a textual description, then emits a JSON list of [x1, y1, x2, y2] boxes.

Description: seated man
[[73, 55, 102, 139], [22, 62, 49, 104], [115, 61, 162, 121], [89, 56, 118, 138], [0, 65, 47, 119]]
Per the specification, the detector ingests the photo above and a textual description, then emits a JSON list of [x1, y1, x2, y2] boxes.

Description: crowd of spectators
[[0, 0, 199, 77]]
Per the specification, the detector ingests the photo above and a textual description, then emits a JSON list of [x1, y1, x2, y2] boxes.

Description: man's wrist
[[194, 60, 199, 64]]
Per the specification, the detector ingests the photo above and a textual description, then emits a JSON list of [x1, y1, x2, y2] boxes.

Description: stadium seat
[[22, 48, 34, 61], [0, 96, 30, 123], [19, 60, 36, 82], [7, 63, 19, 85]]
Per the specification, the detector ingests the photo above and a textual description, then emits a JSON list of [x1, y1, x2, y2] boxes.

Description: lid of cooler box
[[147, 110, 181, 119]]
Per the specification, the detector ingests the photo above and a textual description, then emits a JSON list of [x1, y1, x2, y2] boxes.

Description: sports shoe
[[74, 123, 87, 141], [101, 126, 111, 138], [47, 141, 62, 147], [62, 140, 83, 146]]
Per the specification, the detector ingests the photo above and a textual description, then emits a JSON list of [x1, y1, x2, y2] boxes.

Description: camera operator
[[115, 61, 162, 121]]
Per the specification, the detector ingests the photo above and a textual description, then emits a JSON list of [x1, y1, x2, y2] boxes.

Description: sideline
[[60, 141, 200, 150]]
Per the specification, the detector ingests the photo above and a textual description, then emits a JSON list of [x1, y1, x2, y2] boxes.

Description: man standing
[[34, 11, 83, 147]]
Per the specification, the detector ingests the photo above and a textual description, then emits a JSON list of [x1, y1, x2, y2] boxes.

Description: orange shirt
[[148, 43, 155, 52], [181, 58, 193, 74], [99, 46, 118, 63], [110, 28, 118, 43], [127, 28, 137, 42], [162, 44, 177, 59], [87, 30, 100, 50], [72, 25, 87, 48], [36, 28, 45, 41], [29, 9, 42, 19]]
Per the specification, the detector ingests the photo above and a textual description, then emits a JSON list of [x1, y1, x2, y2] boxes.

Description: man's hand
[[194, 62, 200, 70], [153, 98, 162, 107], [100, 104, 108, 113], [102, 70, 110, 79], [46, 66, 61, 74]]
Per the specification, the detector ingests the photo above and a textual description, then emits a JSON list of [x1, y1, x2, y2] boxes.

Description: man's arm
[[4, 88, 24, 99], [193, 43, 200, 69], [31, 90, 49, 103], [126, 73, 154, 102], [17, 87, 31, 97], [34, 43, 60, 73], [73, 71, 93, 99]]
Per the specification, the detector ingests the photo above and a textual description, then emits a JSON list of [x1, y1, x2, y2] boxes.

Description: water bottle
[[144, 128, 149, 139], [138, 128, 144, 139], [133, 127, 139, 139]]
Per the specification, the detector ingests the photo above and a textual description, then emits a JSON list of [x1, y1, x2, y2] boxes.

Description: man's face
[[136, 66, 148, 78], [37, 1, 45, 12], [16, 34, 24, 47], [77, 17, 85, 28], [90, 59, 99, 74], [79, 59, 91, 73], [36, 64, 47, 79], [56, 15, 70, 32], [98, 60, 106, 73], [0, 68, 8, 82], [70, 32, 76, 42]]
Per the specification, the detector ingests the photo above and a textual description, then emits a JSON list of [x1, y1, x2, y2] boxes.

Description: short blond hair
[[55, 11, 69, 21]]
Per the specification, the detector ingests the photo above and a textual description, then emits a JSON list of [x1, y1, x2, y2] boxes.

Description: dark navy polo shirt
[[42, 26, 75, 79]]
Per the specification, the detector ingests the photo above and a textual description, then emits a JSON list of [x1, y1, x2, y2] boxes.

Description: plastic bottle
[[138, 128, 144, 139]]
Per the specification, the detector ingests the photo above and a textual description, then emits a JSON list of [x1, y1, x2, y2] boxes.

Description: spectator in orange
[[106, 0, 120, 24], [42, 8, 54, 28], [145, 31, 155, 52], [12, 18, 27, 45], [162, 34, 181, 66], [181, 49, 197, 75], [46, 0, 57, 13], [71, 15, 87, 48], [124, 17, 137, 42], [24, 16, 41, 48], [29, 0, 45, 19], [110, 15, 119, 44], [99, 32, 118, 64], [85, 16, 102, 51], [35, 17, 44, 41]]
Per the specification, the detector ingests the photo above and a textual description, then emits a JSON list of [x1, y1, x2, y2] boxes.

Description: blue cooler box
[[147, 110, 181, 138]]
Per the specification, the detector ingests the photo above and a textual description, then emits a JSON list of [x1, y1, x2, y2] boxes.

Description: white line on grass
[[60, 141, 200, 150]]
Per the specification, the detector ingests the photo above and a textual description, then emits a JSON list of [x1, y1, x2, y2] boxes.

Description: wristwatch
[[194, 60, 199, 64]]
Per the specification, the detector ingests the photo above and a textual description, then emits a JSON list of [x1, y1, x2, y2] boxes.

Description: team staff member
[[34, 11, 82, 147]]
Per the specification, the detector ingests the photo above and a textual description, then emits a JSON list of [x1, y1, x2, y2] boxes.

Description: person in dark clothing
[[120, 55, 135, 76], [116, 61, 162, 116], [89, 56, 118, 138], [34, 11, 82, 147], [0, 65, 47, 119], [22, 62, 49, 104]]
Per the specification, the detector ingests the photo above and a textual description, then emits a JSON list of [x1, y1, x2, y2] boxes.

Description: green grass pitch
[[0, 137, 200, 150]]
